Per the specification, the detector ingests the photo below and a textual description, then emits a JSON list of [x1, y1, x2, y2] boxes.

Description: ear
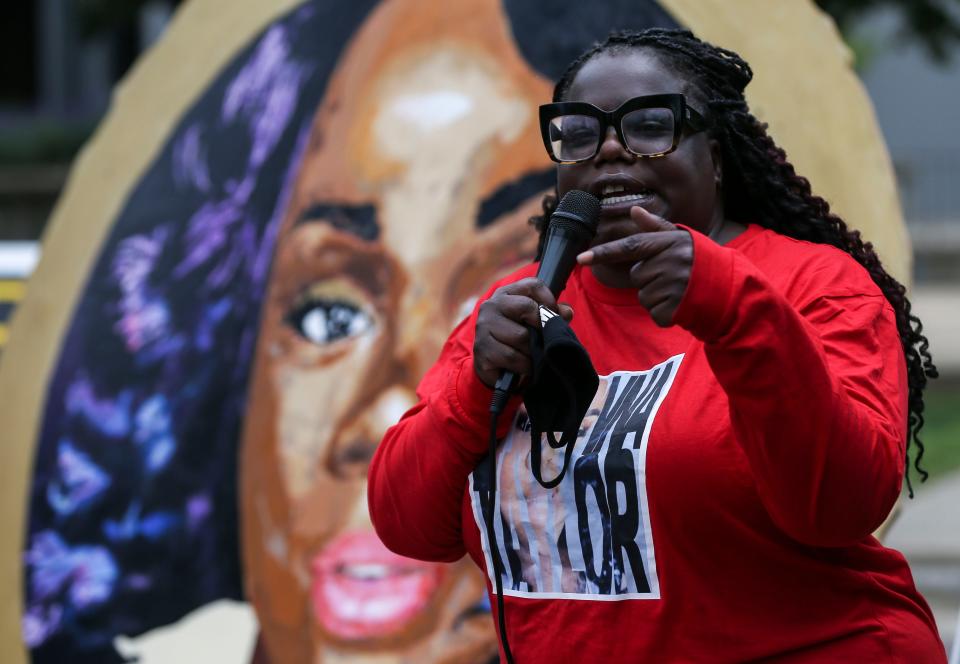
[[709, 138, 723, 187], [710, 138, 723, 188]]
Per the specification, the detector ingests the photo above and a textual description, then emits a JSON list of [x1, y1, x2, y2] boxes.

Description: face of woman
[[239, 5, 551, 661], [556, 50, 724, 248]]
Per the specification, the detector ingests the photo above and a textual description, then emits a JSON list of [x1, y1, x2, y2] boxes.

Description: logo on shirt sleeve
[[469, 354, 682, 601]]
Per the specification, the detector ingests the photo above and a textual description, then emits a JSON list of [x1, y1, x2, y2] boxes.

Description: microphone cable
[[487, 386, 515, 664]]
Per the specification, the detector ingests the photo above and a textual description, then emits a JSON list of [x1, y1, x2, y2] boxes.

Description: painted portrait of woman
[[236, 1, 563, 660], [0, 0, 909, 662]]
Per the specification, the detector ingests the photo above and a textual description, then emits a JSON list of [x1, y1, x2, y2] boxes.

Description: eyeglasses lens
[[549, 115, 600, 162], [548, 107, 676, 161], [622, 108, 675, 156]]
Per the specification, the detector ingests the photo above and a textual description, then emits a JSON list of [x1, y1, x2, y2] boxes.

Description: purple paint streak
[[66, 377, 132, 438], [112, 228, 172, 353], [173, 124, 212, 193], [25, 531, 118, 611], [46, 440, 111, 516]]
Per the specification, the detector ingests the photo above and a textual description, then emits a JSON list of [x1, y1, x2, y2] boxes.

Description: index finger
[[629, 205, 678, 233], [577, 231, 677, 266]]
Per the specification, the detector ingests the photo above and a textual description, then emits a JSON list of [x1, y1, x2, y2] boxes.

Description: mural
[[0, 278, 26, 348], [0, 0, 910, 662]]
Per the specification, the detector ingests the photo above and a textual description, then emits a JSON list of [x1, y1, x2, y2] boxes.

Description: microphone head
[[551, 190, 600, 238]]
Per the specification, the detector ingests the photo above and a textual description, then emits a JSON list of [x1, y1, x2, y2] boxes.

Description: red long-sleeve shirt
[[368, 224, 945, 662]]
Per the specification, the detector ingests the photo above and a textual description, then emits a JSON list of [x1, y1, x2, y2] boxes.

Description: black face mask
[[523, 307, 599, 489]]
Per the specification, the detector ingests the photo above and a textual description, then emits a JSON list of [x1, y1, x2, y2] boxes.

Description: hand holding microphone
[[473, 277, 564, 389], [472, 190, 600, 391]]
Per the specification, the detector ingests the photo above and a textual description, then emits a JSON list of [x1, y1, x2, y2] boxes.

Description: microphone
[[494, 190, 600, 395]]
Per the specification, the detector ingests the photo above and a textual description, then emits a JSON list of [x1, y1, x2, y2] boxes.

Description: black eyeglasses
[[539, 93, 708, 163]]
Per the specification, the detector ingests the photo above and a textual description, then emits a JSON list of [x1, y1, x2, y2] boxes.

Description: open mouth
[[599, 182, 654, 208], [310, 530, 444, 640]]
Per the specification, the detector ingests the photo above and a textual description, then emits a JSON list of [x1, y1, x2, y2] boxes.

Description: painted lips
[[310, 530, 444, 639]]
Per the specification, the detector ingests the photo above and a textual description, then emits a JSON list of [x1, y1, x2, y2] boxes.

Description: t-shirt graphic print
[[470, 354, 683, 600]]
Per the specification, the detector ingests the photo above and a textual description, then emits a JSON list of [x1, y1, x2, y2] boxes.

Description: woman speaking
[[368, 28, 945, 662]]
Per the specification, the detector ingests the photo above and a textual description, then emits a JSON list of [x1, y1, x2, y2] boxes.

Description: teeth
[[341, 563, 390, 580], [601, 184, 625, 196], [601, 192, 651, 205]]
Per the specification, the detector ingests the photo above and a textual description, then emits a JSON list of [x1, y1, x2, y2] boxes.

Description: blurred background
[[1, 0, 958, 658]]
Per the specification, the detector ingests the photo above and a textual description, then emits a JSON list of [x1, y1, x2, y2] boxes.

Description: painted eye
[[285, 298, 373, 346]]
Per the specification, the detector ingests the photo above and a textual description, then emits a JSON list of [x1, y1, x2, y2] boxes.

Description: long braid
[[532, 28, 938, 495]]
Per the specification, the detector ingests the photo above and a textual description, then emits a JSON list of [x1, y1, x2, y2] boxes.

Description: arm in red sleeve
[[368, 310, 522, 562], [672, 228, 907, 547]]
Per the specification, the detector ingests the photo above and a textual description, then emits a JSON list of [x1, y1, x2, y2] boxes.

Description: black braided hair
[[532, 28, 938, 496]]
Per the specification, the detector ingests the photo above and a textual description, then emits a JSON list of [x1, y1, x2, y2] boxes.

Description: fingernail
[[577, 251, 593, 264]]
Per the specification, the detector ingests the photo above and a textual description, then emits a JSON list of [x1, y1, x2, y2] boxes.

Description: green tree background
[[816, 0, 960, 63]]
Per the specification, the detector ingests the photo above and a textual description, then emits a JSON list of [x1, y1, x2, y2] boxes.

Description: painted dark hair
[[531, 28, 938, 495], [22, 3, 378, 661]]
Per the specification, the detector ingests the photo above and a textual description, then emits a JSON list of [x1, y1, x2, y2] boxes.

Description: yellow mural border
[[0, 1, 304, 661]]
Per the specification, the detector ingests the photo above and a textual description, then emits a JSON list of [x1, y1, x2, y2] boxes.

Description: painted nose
[[326, 385, 417, 479]]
